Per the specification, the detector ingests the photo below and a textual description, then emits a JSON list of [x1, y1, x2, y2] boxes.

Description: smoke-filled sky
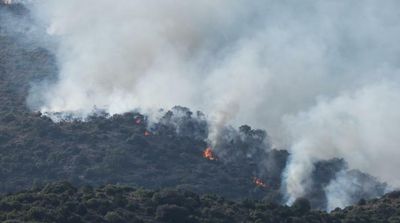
[[26, 0, 400, 207]]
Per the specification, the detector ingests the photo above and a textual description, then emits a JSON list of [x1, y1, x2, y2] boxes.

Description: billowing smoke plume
[[26, 0, 400, 209], [283, 82, 400, 206]]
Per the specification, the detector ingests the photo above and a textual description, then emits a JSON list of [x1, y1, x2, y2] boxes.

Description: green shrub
[[292, 198, 311, 215], [104, 211, 124, 223], [156, 204, 189, 223]]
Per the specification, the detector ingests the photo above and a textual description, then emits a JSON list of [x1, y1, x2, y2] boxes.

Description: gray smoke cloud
[[283, 82, 400, 204], [26, 0, 400, 209], [325, 169, 387, 211]]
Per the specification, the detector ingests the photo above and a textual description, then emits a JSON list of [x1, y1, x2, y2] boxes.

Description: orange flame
[[253, 177, 267, 188], [203, 147, 217, 160]]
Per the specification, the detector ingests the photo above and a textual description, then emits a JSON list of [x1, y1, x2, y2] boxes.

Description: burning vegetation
[[253, 177, 267, 188], [203, 147, 217, 161]]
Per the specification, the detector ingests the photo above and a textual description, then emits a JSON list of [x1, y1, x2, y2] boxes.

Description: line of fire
[[134, 115, 268, 189]]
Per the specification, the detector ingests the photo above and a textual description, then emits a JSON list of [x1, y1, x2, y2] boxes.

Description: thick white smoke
[[27, 0, 400, 209], [283, 82, 400, 205]]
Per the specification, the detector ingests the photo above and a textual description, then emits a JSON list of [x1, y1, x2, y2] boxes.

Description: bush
[[152, 189, 185, 206], [27, 207, 50, 221], [156, 204, 189, 223], [41, 182, 76, 194], [104, 211, 125, 223], [292, 197, 311, 215], [358, 198, 366, 205]]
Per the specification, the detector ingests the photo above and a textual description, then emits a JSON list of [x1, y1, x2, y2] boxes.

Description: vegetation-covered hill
[[1, 182, 399, 223], [0, 1, 286, 203], [0, 2, 387, 212]]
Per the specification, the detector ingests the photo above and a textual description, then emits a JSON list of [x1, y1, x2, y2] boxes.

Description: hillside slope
[[0, 182, 336, 223], [0, 2, 388, 211], [0, 2, 286, 203], [1, 182, 399, 223]]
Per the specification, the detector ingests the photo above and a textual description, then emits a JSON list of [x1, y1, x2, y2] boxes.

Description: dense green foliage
[[1, 182, 399, 223], [330, 191, 400, 223], [0, 182, 334, 223]]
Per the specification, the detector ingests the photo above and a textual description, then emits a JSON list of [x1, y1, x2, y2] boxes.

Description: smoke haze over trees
[[0, 0, 399, 216]]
